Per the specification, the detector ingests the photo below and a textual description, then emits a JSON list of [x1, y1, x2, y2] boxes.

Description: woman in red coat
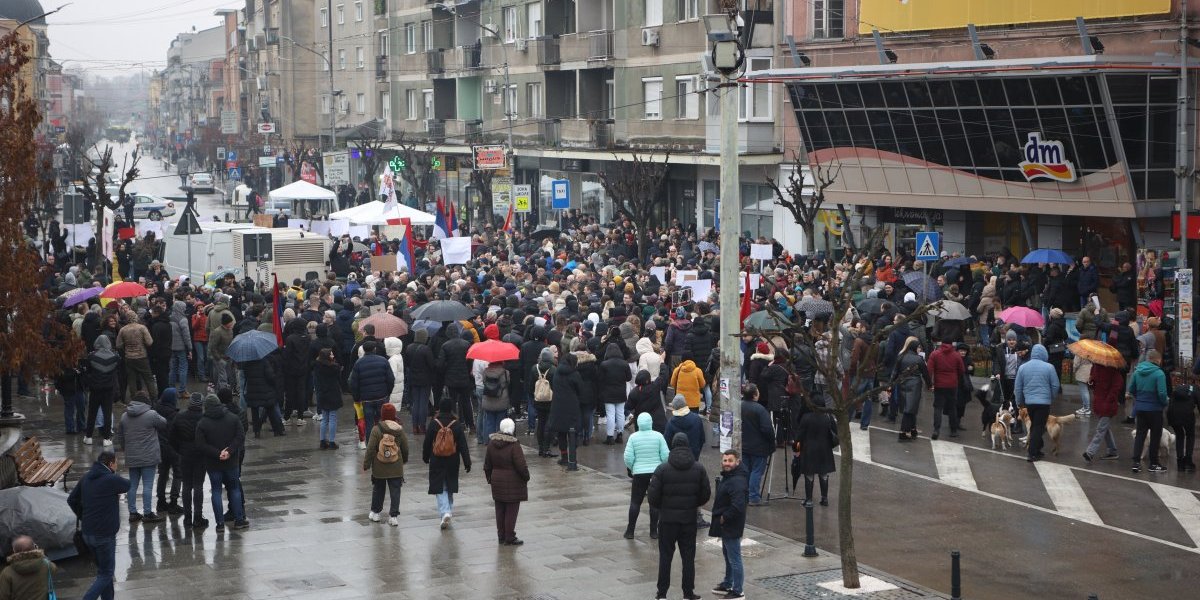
[[1083, 362, 1125, 462]]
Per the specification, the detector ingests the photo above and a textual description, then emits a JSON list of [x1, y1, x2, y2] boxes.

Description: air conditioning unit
[[516, 37, 528, 52], [641, 27, 660, 47], [482, 23, 497, 38], [256, 76, 268, 90], [484, 79, 497, 93]]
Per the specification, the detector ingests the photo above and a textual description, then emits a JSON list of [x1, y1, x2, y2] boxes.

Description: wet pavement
[[12, 390, 944, 600]]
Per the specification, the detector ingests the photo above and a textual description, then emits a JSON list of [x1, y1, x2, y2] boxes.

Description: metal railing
[[586, 30, 613, 60]]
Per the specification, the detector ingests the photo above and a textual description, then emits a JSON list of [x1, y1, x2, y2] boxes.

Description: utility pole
[[328, 0, 336, 151], [1180, 0, 1194, 368]]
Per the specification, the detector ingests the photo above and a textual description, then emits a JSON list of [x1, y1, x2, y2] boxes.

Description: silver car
[[188, 172, 215, 193]]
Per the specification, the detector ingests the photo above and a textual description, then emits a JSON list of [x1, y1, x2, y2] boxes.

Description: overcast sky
[[46, 0, 241, 75]]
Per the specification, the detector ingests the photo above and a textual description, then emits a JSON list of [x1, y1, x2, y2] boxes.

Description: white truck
[[162, 221, 331, 286]]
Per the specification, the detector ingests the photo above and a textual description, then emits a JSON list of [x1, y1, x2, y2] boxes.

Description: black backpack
[[483, 371, 504, 398]]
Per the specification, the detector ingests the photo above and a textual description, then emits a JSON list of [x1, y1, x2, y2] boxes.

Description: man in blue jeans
[[709, 450, 748, 600], [739, 385, 774, 506], [195, 394, 249, 530], [68, 450, 130, 600]]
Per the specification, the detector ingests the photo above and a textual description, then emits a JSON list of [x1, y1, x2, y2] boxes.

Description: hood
[[381, 420, 404, 434], [667, 438, 696, 469], [1030, 344, 1048, 362], [678, 359, 697, 372], [671, 319, 693, 333], [619, 322, 636, 339], [5, 549, 47, 575], [637, 412, 653, 431], [604, 344, 624, 361], [159, 387, 178, 409], [489, 432, 518, 445], [556, 361, 575, 376], [573, 351, 595, 365], [529, 325, 546, 341], [635, 337, 655, 356], [1134, 361, 1161, 377], [384, 337, 403, 356], [413, 329, 429, 345], [751, 352, 774, 362], [126, 400, 151, 416], [690, 318, 709, 335], [203, 403, 226, 419], [93, 335, 112, 351], [171, 300, 187, 319]]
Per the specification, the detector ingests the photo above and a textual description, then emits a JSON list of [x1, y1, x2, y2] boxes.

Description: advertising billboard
[[858, 0, 1170, 34]]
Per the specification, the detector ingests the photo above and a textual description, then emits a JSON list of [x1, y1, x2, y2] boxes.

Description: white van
[[162, 221, 331, 286]]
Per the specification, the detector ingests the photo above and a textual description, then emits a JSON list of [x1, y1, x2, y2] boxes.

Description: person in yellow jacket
[[670, 359, 706, 410]]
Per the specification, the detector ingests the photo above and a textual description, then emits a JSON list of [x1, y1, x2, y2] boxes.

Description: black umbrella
[[855, 297, 891, 316], [743, 310, 792, 332], [410, 300, 474, 322], [530, 228, 562, 243]]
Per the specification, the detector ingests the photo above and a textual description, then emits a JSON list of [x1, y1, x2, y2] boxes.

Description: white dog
[[1130, 428, 1176, 462]]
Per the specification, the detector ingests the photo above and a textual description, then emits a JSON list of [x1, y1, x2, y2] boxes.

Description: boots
[[623, 524, 635, 539], [615, 433, 623, 444], [558, 451, 568, 465], [604, 436, 614, 445]]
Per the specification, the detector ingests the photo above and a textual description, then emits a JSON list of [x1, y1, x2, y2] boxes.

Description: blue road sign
[[551, 179, 570, 210], [227, 150, 237, 162], [915, 231, 940, 262], [228, 167, 242, 181]]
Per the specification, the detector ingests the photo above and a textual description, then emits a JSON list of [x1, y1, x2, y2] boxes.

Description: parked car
[[188, 172, 215, 193], [131, 194, 176, 221]]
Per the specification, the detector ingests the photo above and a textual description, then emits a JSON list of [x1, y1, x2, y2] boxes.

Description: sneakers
[[1082, 452, 1093, 463], [102, 438, 113, 447], [215, 523, 225, 532], [1131, 462, 1142, 473], [1074, 407, 1088, 416], [388, 516, 399, 527], [712, 584, 731, 595], [358, 441, 367, 450], [142, 512, 165, 523], [440, 514, 452, 530], [314, 412, 323, 421], [285, 418, 295, 427], [1100, 452, 1120, 460], [369, 511, 382, 523], [296, 417, 307, 427], [1148, 464, 1167, 474], [722, 591, 746, 599], [83, 436, 93, 445], [128, 512, 142, 523], [232, 520, 250, 530]]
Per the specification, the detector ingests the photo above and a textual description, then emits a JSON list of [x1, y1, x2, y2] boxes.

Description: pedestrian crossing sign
[[915, 231, 939, 261]]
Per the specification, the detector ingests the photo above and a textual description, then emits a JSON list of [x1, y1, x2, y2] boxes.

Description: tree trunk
[[836, 204, 857, 254], [636, 225, 650, 266], [803, 222, 817, 255], [836, 411, 861, 588]]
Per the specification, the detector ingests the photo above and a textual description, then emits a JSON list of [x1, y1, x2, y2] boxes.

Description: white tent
[[328, 200, 437, 226], [268, 180, 337, 202]]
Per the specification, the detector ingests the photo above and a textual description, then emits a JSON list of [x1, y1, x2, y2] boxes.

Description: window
[[355, 1, 363, 21], [321, 95, 331, 114], [322, 51, 330, 71], [527, 2, 542, 38], [606, 79, 615, 119], [379, 32, 389, 56], [405, 23, 416, 54], [320, 8, 329, 27], [645, 0, 663, 27], [338, 49, 346, 69], [356, 93, 366, 113], [381, 92, 391, 121], [422, 89, 434, 120], [677, 0, 698, 21], [340, 95, 350, 113], [406, 89, 418, 119], [502, 6, 518, 42], [643, 77, 663, 119], [356, 47, 365, 68], [813, 0, 844, 39], [739, 58, 771, 120], [675, 75, 698, 119], [526, 82, 543, 118], [422, 21, 433, 51], [506, 85, 518, 120], [337, 4, 345, 25]]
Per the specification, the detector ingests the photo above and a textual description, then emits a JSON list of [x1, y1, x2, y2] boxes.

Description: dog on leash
[[988, 410, 1015, 450], [976, 384, 999, 435], [1130, 428, 1176, 462], [1017, 407, 1076, 455]]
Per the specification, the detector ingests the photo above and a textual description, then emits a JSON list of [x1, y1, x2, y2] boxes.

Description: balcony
[[537, 37, 560, 67], [585, 30, 613, 61], [459, 42, 483, 70], [590, 119, 614, 149], [425, 119, 446, 142], [376, 55, 387, 80], [539, 119, 561, 147], [465, 119, 483, 143], [426, 49, 445, 74]]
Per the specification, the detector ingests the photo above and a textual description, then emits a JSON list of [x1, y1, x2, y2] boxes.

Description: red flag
[[502, 201, 514, 233], [271, 273, 284, 347], [739, 270, 753, 328]]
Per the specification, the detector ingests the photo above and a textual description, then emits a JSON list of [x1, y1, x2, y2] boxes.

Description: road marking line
[[1149, 482, 1200, 548], [849, 426, 871, 463], [1034, 461, 1102, 525], [930, 440, 977, 491]]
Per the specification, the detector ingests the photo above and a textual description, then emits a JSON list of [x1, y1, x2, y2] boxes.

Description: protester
[[195, 394, 249, 531], [739, 384, 774, 506], [363, 403, 409, 526], [115, 390, 168, 522], [624, 412, 669, 540], [169, 393, 209, 528], [648, 432, 711, 600], [424, 399, 471, 530], [484, 417, 530, 545], [83, 336, 120, 446], [1127, 350, 1168, 473], [315, 347, 344, 449], [1015, 344, 1062, 463], [0, 535, 56, 600], [350, 340, 395, 441], [68, 450, 129, 600]]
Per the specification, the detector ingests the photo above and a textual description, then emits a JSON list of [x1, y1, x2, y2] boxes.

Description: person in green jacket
[[623, 412, 670, 539], [1127, 350, 1169, 473], [363, 403, 410, 525]]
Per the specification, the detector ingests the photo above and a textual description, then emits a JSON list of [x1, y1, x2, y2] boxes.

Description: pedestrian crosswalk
[[837, 425, 1200, 555]]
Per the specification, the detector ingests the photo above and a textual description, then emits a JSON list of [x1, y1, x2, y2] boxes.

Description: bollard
[[950, 551, 961, 600], [567, 427, 579, 471], [803, 503, 818, 557]]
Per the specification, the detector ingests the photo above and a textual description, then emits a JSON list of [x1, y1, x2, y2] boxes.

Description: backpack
[[483, 372, 504, 398], [376, 427, 401, 464], [432, 419, 458, 457], [533, 366, 553, 403]]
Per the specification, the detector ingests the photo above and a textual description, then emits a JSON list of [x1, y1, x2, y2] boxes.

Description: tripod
[[763, 408, 800, 503]]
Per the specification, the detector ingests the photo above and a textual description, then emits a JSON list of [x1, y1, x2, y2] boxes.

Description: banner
[[1179, 269, 1193, 365], [858, 0, 1169, 34], [101, 212, 114, 259], [441, 236, 472, 265]]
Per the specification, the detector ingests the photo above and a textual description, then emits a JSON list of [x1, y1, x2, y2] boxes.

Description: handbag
[[46, 558, 56, 600], [828, 417, 840, 449]]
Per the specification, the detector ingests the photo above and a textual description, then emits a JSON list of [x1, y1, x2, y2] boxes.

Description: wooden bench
[[12, 437, 73, 489]]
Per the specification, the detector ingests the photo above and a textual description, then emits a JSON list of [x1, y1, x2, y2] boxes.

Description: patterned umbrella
[[931, 300, 970, 321], [999, 306, 1045, 328], [359, 312, 408, 338], [901, 271, 942, 302], [1068, 339, 1126, 369], [60, 287, 103, 308], [796, 298, 834, 317]]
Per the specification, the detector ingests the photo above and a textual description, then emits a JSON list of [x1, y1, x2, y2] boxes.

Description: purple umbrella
[[60, 287, 103, 308]]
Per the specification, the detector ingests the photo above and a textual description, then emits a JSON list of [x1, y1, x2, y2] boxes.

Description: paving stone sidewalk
[[14, 395, 944, 599]]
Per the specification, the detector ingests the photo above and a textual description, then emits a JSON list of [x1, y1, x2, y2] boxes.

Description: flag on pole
[[501, 201, 515, 233], [398, 217, 415, 271], [432, 198, 449, 240], [381, 163, 398, 212], [448, 200, 460, 237], [739, 270, 753, 328], [272, 273, 285, 347]]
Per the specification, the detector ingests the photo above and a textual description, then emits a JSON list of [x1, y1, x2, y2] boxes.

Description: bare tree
[[767, 154, 840, 255], [391, 132, 440, 209], [461, 153, 495, 231], [349, 133, 388, 199], [598, 151, 671, 265], [76, 146, 139, 270]]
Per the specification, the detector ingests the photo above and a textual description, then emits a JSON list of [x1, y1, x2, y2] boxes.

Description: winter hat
[[903, 292, 917, 303], [499, 418, 515, 435], [203, 394, 222, 411], [756, 341, 771, 354], [539, 347, 556, 362], [1049, 307, 1063, 319], [671, 432, 690, 449], [188, 393, 203, 409], [1005, 329, 1018, 341], [381, 403, 397, 423], [670, 395, 689, 416]]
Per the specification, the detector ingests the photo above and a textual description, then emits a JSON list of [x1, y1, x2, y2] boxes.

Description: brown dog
[[988, 410, 1014, 450], [1018, 407, 1076, 455]]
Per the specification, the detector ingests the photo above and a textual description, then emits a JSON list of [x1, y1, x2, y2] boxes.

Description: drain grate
[[514, 595, 561, 600], [757, 570, 932, 599], [270, 573, 347, 592]]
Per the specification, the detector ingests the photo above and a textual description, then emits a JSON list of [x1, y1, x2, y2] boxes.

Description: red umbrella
[[100, 281, 151, 299], [466, 340, 519, 363], [359, 312, 408, 338]]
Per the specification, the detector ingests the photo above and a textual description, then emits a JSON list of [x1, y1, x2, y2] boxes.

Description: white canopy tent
[[268, 180, 337, 202], [328, 200, 436, 226]]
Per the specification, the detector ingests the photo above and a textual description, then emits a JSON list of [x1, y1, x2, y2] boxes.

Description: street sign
[[228, 167, 242, 181], [173, 210, 201, 236], [263, 145, 272, 154], [257, 122, 276, 134], [225, 160, 238, 169], [551, 179, 570, 210], [258, 157, 276, 167], [513, 184, 532, 213], [220, 111, 239, 134], [389, 156, 406, 172], [227, 150, 237, 162], [915, 231, 940, 261], [491, 177, 512, 215], [323, 152, 350, 186], [217, 147, 226, 160], [473, 144, 506, 170]]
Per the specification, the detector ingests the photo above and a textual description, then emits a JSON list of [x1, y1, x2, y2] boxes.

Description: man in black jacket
[[195, 394, 248, 531], [439, 330, 475, 432], [739, 384, 775, 506], [709, 450, 749, 599], [350, 340, 395, 438], [67, 451, 130, 600], [169, 393, 208, 528], [147, 305, 173, 395], [404, 329, 437, 434], [648, 432, 711, 600]]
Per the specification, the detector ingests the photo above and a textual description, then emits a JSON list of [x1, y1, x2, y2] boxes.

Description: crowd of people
[[14, 208, 1200, 600]]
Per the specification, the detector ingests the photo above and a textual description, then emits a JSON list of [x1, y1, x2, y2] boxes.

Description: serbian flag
[[739, 270, 753, 329], [448, 200, 460, 236], [432, 198, 450, 240], [397, 217, 415, 271], [501, 201, 515, 233], [271, 273, 285, 347]]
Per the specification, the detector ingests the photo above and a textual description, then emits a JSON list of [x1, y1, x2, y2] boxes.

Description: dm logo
[[1018, 132, 1077, 183]]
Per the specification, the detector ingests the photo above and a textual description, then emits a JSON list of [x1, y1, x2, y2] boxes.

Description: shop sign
[[1019, 132, 1077, 183], [877, 206, 943, 225], [473, 145, 506, 170], [1170, 212, 1200, 239]]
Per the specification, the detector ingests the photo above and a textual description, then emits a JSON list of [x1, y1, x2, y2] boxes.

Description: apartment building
[[162, 26, 225, 155], [382, 0, 785, 232], [317, 0, 392, 142], [241, 0, 322, 147], [760, 0, 1198, 264]]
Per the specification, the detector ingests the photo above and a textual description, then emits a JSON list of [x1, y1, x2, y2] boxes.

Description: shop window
[[960, 109, 993, 168], [868, 110, 898, 154], [978, 79, 1006, 106], [1066, 108, 1107, 170], [1107, 75, 1148, 104], [890, 110, 920, 160], [882, 81, 907, 108], [1058, 76, 1092, 105], [1147, 171, 1174, 199], [845, 110, 871, 147], [929, 80, 956, 108], [912, 110, 947, 165], [795, 84, 820, 110], [1030, 78, 1061, 105], [1004, 79, 1034, 106], [952, 80, 980, 106], [1149, 76, 1176, 104], [801, 111, 832, 152], [838, 83, 862, 109], [905, 81, 931, 107], [1092, 107, 1117, 167], [860, 82, 885, 108], [938, 113, 971, 169], [1148, 109, 1177, 168], [1115, 105, 1147, 170], [825, 110, 850, 147]]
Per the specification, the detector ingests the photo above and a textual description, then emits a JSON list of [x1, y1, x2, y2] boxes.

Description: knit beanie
[[499, 418, 515, 435], [188, 393, 203, 409], [203, 394, 222, 411], [1005, 329, 1018, 341], [381, 403, 397, 422]]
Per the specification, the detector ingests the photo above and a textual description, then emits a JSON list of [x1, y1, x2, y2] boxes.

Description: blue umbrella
[[943, 256, 976, 268], [901, 271, 942, 302], [60, 287, 103, 308], [1021, 249, 1073, 265], [226, 330, 279, 363], [411, 319, 443, 337]]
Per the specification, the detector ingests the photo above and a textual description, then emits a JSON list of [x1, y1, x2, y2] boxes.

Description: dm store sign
[[1018, 132, 1077, 183]]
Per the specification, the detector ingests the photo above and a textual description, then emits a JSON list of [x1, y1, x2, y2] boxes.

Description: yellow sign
[[859, 0, 1169, 34], [514, 184, 532, 213]]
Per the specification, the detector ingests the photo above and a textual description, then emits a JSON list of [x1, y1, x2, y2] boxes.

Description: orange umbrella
[[1068, 339, 1126, 369]]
